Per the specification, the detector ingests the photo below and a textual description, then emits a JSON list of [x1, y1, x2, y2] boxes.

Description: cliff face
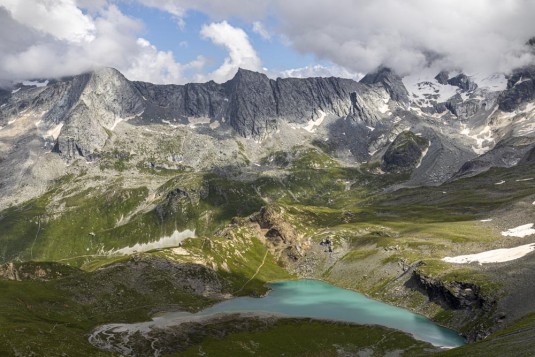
[[498, 66, 535, 112], [10, 68, 369, 155], [133, 68, 366, 138]]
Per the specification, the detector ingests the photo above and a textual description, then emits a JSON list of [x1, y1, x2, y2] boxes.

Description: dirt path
[[233, 250, 269, 294]]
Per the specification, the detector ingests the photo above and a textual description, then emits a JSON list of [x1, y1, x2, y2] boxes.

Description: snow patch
[[22, 80, 49, 87], [46, 123, 64, 140], [11, 88, 20, 94], [162, 119, 178, 128], [480, 219, 493, 222], [465, 125, 494, 155], [501, 224, 535, 238], [443, 243, 535, 264], [495, 180, 505, 185], [377, 95, 389, 114], [188, 117, 211, 125], [472, 73, 507, 92], [403, 71, 459, 103], [516, 178, 534, 182], [366, 126, 375, 131], [110, 117, 123, 130], [110, 229, 196, 255], [109, 111, 143, 131], [1, 104, 6, 108], [415, 146, 429, 169], [517, 122, 535, 136], [303, 110, 327, 133]]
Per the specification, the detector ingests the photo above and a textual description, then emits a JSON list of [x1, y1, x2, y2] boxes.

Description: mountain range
[[0, 61, 534, 356]]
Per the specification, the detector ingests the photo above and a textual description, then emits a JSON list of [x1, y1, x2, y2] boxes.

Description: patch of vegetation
[[177, 318, 436, 357], [98, 149, 131, 172], [0, 259, 219, 356], [183, 227, 292, 296], [0, 252, 291, 357]]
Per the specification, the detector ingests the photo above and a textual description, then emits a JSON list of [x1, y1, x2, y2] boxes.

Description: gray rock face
[[434, 71, 450, 85], [133, 80, 229, 125], [222, 69, 366, 136], [455, 137, 535, 178], [225, 68, 278, 137], [274, 76, 363, 122], [1, 67, 403, 155], [360, 67, 410, 105], [53, 68, 144, 159], [520, 146, 535, 164], [498, 66, 535, 112], [381, 131, 429, 173], [447, 74, 478, 91], [445, 94, 482, 119], [53, 101, 108, 159]]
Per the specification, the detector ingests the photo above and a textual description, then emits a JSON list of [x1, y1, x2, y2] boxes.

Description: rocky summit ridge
[[0, 63, 534, 208]]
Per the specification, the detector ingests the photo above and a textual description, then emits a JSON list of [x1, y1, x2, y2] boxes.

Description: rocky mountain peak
[[498, 65, 535, 111], [447, 73, 478, 92], [434, 71, 450, 85], [360, 67, 409, 105], [232, 67, 270, 81]]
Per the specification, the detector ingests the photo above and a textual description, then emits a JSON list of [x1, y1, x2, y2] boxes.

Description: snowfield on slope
[[501, 223, 535, 238], [109, 229, 196, 255], [443, 243, 535, 264]]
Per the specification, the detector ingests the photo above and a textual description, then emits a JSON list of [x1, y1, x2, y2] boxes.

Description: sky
[[0, 0, 534, 85]]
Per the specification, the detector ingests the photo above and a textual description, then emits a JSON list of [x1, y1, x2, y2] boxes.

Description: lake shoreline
[[89, 279, 465, 355]]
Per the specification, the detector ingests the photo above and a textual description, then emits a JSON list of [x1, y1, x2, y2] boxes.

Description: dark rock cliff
[[381, 131, 429, 173], [498, 65, 535, 112], [406, 270, 498, 341]]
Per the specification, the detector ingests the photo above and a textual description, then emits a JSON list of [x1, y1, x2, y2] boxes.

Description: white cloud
[[252, 21, 271, 40], [2, 0, 535, 86], [0, 2, 204, 84], [132, 0, 186, 29], [76, 0, 108, 12], [200, 21, 262, 82], [140, 0, 535, 76], [274, 0, 535, 75], [135, 0, 269, 22], [269, 64, 363, 81], [124, 37, 206, 84], [0, 0, 96, 43]]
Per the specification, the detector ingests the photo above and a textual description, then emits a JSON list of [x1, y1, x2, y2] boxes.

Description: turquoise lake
[[161, 279, 465, 348]]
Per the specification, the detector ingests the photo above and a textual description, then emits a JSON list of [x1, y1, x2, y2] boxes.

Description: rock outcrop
[[360, 67, 410, 106], [381, 131, 429, 173], [498, 66, 535, 112], [0, 262, 79, 281], [447, 73, 478, 92], [250, 206, 305, 264]]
